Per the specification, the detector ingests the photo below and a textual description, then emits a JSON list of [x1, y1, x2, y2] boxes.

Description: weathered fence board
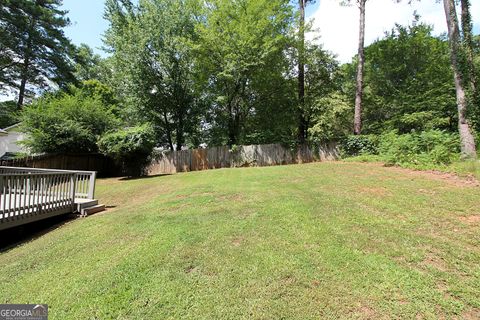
[[147, 143, 339, 175], [0, 153, 118, 177]]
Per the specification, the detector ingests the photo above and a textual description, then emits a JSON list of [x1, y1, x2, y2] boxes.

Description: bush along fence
[[146, 143, 339, 175]]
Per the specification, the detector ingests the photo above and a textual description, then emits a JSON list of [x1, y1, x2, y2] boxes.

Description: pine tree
[[0, 0, 75, 107]]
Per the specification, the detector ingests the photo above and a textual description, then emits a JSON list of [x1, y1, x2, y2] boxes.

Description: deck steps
[[80, 204, 105, 217], [76, 199, 98, 212]]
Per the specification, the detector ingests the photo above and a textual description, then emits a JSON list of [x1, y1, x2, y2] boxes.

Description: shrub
[[342, 130, 461, 168], [98, 124, 156, 176], [378, 130, 460, 167], [340, 135, 379, 157], [21, 93, 119, 153]]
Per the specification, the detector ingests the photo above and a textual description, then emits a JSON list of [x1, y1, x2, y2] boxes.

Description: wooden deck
[[0, 166, 98, 231]]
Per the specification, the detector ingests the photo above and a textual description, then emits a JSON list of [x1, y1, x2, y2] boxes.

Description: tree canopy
[[1, 0, 478, 164], [0, 0, 75, 107]]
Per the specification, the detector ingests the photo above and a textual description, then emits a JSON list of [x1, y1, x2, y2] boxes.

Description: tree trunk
[[176, 107, 184, 151], [353, 0, 366, 135], [163, 111, 174, 151], [444, 0, 477, 159], [227, 99, 242, 147], [17, 49, 30, 108], [460, 0, 478, 102], [297, 0, 307, 144], [228, 114, 238, 147]]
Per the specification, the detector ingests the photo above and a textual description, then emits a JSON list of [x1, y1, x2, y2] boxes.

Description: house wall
[[0, 130, 26, 156]]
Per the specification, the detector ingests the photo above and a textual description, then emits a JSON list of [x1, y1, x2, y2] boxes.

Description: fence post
[[87, 171, 96, 199]]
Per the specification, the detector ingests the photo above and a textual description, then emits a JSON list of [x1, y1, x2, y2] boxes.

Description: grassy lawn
[[1, 162, 479, 319]]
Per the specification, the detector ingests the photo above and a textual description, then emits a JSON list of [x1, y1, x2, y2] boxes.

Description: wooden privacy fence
[[0, 153, 118, 177], [147, 143, 339, 175], [0, 166, 97, 230]]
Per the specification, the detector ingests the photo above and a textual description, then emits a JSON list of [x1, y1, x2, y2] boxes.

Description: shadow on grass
[[119, 173, 172, 181], [0, 214, 77, 253]]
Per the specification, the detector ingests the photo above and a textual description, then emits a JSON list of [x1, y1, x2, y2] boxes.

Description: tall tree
[[0, 0, 75, 107], [340, 0, 366, 135], [353, 0, 366, 135], [104, 0, 203, 150], [297, 0, 307, 144], [354, 23, 456, 134], [195, 0, 293, 146], [297, 0, 316, 144], [459, 0, 478, 107], [443, 0, 477, 158], [73, 44, 104, 82]]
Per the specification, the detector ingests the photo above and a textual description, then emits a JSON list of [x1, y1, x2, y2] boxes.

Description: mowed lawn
[[1, 162, 479, 319]]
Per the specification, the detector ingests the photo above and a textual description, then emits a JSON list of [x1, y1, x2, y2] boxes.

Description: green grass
[[1, 162, 479, 319]]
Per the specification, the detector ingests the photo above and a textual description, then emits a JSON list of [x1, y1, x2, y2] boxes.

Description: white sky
[[309, 0, 480, 63]]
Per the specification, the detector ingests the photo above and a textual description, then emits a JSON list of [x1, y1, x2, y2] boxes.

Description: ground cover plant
[[0, 162, 479, 319], [341, 131, 480, 180]]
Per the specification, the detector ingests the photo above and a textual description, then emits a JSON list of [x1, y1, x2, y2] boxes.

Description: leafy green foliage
[[340, 134, 379, 157], [104, 0, 204, 150], [20, 92, 119, 153], [309, 93, 353, 143], [98, 124, 156, 176], [70, 80, 119, 115], [193, 0, 294, 145], [343, 130, 461, 168], [98, 124, 156, 159], [0, 101, 19, 128], [73, 44, 104, 81], [378, 130, 460, 167], [343, 24, 457, 134]]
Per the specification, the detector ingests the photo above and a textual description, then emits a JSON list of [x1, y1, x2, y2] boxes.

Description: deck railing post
[[70, 173, 77, 212], [88, 171, 96, 199], [0, 175, 4, 223]]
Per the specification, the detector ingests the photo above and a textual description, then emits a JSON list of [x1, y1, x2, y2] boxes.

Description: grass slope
[[1, 162, 479, 319]]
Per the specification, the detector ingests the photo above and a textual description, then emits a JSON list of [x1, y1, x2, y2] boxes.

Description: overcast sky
[[310, 0, 480, 63]]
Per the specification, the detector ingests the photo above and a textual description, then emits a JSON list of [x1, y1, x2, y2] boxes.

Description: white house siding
[[0, 124, 27, 156]]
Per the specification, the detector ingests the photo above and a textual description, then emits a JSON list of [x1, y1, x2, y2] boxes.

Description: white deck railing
[[0, 167, 97, 230], [0, 166, 96, 199]]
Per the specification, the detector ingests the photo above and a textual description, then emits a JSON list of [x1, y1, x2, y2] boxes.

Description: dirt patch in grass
[[217, 193, 245, 202], [395, 168, 479, 187], [422, 253, 448, 272], [185, 265, 199, 274], [461, 308, 480, 320], [459, 215, 480, 224], [417, 188, 437, 196], [231, 236, 244, 247], [311, 279, 321, 287], [280, 275, 296, 286], [355, 305, 376, 319], [348, 162, 480, 187]]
